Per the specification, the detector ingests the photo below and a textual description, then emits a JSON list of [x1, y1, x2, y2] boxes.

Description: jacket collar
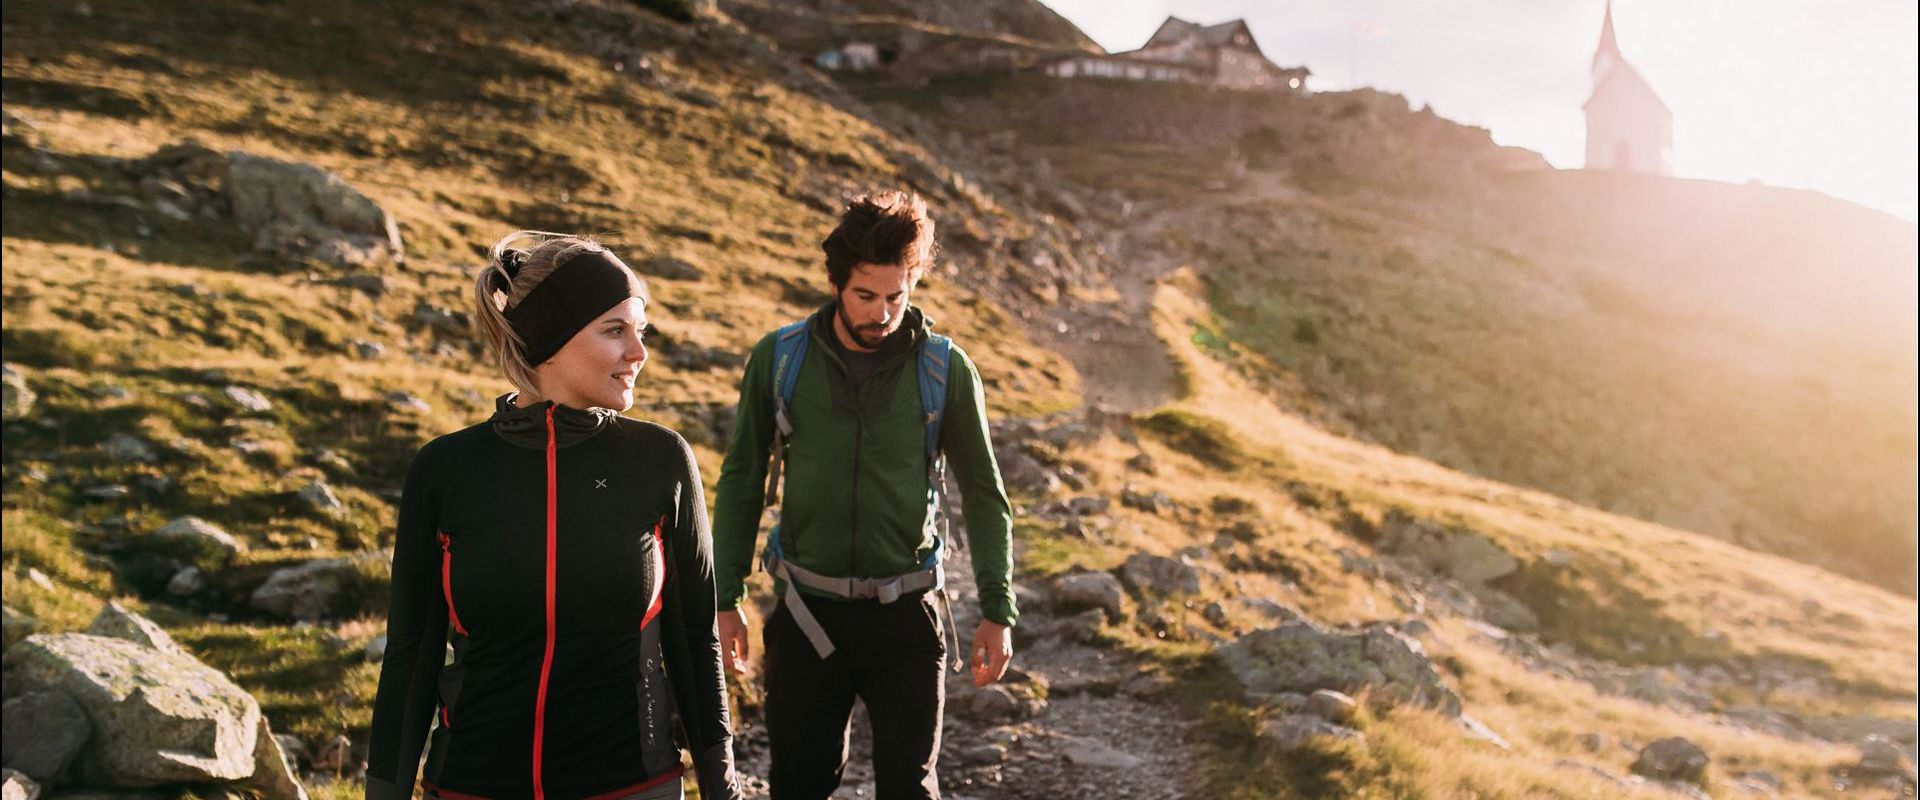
[[489, 393, 618, 450], [808, 301, 931, 364]]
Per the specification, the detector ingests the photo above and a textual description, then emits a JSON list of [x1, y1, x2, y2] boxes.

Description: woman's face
[[537, 298, 649, 411]]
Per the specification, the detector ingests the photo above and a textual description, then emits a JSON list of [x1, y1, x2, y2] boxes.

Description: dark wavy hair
[[820, 191, 938, 288]]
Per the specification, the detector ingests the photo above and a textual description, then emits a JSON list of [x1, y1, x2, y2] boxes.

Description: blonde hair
[[471, 231, 641, 401]]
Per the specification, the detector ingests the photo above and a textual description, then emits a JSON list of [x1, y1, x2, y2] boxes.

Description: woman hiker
[[365, 231, 740, 800]]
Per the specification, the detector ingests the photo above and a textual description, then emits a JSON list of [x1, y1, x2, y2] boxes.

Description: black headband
[[502, 249, 646, 364]]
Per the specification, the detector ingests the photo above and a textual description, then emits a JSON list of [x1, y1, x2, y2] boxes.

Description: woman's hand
[[717, 608, 751, 675]]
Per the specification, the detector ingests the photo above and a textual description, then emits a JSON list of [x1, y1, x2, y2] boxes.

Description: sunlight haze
[[1038, 0, 1920, 221]]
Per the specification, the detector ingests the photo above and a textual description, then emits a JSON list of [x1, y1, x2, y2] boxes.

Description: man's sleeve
[[365, 442, 449, 800], [940, 344, 1018, 627], [710, 332, 779, 611]]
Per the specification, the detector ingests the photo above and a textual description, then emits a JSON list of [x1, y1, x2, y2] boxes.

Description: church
[[1584, 1, 1673, 174]]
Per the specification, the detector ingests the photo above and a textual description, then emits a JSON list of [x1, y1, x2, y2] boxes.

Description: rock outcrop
[[3, 633, 260, 785], [226, 152, 403, 267], [1220, 621, 1462, 716]]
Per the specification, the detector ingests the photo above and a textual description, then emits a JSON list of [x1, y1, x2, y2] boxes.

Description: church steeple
[[1592, 0, 1622, 75]]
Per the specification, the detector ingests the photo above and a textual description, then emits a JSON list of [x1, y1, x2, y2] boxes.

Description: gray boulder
[[1049, 572, 1125, 620], [962, 685, 1022, 723], [1379, 513, 1518, 584], [383, 392, 431, 415], [1119, 553, 1202, 597], [1856, 734, 1915, 781], [165, 567, 206, 597], [1261, 714, 1364, 751], [0, 769, 38, 800], [222, 386, 273, 414], [243, 717, 308, 800], [225, 151, 403, 267], [998, 451, 1059, 495], [1630, 737, 1709, 785], [1303, 689, 1357, 725], [146, 517, 242, 568], [1220, 621, 1462, 716], [2, 365, 34, 421], [1, 691, 90, 786], [85, 603, 186, 657], [1120, 486, 1171, 514], [296, 481, 344, 516], [248, 552, 385, 621], [2, 634, 260, 785], [100, 434, 156, 464], [1470, 586, 1541, 633]]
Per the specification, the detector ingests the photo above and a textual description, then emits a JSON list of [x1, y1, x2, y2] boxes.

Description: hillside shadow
[[1, 0, 569, 117], [0, 75, 157, 120], [0, 181, 265, 274]]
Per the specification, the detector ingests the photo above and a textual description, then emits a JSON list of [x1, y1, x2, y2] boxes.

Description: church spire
[[1592, 0, 1622, 74]]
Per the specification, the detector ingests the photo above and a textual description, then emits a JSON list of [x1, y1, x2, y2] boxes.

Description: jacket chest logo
[[594, 478, 608, 489]]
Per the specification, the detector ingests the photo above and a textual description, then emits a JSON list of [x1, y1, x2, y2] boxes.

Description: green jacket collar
[[806, 301, 933, 368]]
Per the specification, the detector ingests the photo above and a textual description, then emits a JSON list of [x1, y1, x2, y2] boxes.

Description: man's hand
[[718, 608, 751, 675], [968, 620, 1012, 687]]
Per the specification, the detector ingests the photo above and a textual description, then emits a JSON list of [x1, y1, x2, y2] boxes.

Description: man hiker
[[712, 190, 1016, 799]]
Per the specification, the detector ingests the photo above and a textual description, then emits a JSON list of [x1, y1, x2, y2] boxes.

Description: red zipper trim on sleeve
[[437, 532, 468, 636], [640, 517, 667, 630], [531, 406, 559, 800]]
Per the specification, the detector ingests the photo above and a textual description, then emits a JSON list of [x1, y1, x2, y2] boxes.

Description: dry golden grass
[[1036, 267, 1920, 797]]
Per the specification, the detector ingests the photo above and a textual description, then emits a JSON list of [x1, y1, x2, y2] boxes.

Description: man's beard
[[837, 301, 895, 351]]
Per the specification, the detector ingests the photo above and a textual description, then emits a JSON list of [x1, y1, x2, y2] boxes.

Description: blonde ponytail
[[469, 230, 621, 402]]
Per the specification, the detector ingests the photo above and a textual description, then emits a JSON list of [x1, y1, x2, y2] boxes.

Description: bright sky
[[1036, 0, 1920, 221]]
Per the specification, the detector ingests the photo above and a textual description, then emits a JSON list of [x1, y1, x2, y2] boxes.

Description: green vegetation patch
[[1137, 409, 1255, 471]]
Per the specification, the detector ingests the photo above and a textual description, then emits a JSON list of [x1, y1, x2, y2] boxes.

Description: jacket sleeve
[[659, 430, 741, 800], [710, 332, 779, 611], [365, 442, 449, 800], [940, 344, 1019, 627]]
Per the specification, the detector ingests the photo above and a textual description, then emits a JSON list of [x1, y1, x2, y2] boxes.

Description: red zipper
[[437, 532, 468, 636], [531, 406, 559, 800], [641, 517, 667, 630]]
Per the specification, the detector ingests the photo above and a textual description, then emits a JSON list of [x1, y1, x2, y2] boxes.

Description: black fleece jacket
[[366, 396, 738, 800]]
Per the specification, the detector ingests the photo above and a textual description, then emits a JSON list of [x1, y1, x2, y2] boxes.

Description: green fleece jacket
[[711, 303, 1017, 627]]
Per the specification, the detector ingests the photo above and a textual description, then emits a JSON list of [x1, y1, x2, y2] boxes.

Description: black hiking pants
[[764, 589, 947, 800]]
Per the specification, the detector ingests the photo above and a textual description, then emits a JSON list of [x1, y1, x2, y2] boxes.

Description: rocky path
[[727, 531, 1203, 799], [1024, 205, 1186, 414]]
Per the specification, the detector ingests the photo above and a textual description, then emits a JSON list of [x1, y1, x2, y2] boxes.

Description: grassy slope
[[3, 2, 1915, 798], [851, 72, 1919, 596], [0, 0, 1077, 781], [1003, 268, 1915, 798]]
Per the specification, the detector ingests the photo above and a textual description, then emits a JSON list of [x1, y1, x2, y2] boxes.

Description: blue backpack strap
[[762, 321, 811, 508], [918, 333, 952, 460], [917, 334, 953, 570], [772, 321, 811, 420]]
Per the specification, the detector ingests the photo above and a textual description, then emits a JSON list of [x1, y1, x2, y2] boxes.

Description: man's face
[[835, 262, 916, 351]]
